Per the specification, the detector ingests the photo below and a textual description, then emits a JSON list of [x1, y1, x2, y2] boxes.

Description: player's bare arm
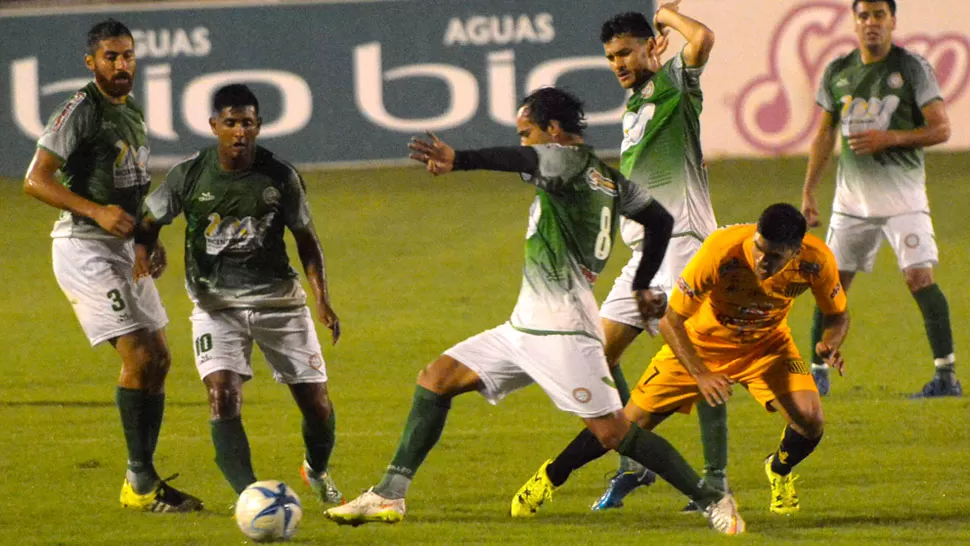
[[24, 147, 135, 237], [849, 99, 950, 155], [293, 223, 340, 345], [658, 306, 733, 406], [132, 215, 163, 280], [653, 0, 715, 67], [625, 201, 674, 319], [816, 310, 850, 376], [801, 110, 839, 228]]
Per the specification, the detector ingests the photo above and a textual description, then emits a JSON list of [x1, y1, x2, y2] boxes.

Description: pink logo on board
[[734, 2, 970, 153]]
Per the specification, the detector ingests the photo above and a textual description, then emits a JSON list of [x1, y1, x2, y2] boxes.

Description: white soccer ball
[[235, 480, 303, 542]]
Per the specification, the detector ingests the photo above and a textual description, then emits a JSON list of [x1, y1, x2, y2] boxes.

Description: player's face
[[751, 233, 799, 281], [854, 1, 895, 50], [85, 36, 136, 98], [515, 106, 556, 145], [210, 106, 261, 159], [603, 34, 655, 89]]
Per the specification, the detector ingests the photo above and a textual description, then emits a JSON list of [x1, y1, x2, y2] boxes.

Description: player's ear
[[84, 53, 95, 73], [254, 116, 262, 135], [209, 116, 218, 136]]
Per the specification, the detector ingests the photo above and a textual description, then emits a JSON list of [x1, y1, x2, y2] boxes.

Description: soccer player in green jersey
[[592, 4, 727, 511], [135, 84, 345, 506], [323, 88, 743, 535], [802, 0, 957, 398], [23, 19, 202, 513]]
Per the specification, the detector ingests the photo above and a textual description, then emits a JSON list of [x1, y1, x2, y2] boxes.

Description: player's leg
[[810, 214, 878, 394], [192, 308, 258, 495], [884, 213, 960, 397], [327, 324, 525, 525], [744, 335, 823, 514], [252, 306, 343, 504]]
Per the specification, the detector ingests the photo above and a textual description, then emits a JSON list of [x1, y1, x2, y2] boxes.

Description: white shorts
[[826, 212, 939, 273], [600, 236, 703, 330], [444, 322, 622, 418], [191, 306, 327, 385], [52, 237, 168, 346]]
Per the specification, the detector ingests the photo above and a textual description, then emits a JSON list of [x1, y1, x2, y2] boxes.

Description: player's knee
[[208, 385, 242, 420], [801, 411, 824, 439]]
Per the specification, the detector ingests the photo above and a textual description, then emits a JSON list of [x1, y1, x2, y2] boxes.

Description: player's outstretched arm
[[24, 147, 134, 238], [293, 224, 340, 345], [654, 0, 715, 67], [815, 310, 850, 376], [802, 110, 839, 228], [409, 131, 540, 176]]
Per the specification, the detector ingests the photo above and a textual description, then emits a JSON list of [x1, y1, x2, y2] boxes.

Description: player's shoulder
[[798, 232, 837, 269], [890, 44, 935, 75], [824, 49, 860, 75], [696, 224, 753, 262], [254, 146, 304, 185], [48, 84, 98, 128]]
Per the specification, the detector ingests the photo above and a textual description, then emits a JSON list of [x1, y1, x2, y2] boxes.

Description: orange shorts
[[629, 329, 818, 414]]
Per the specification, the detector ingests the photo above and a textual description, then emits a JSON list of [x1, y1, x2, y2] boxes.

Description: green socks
[[211, 416, 257, 494], [617, 424, 723, 509], [696, 401, 728, 491], [610, 364, 631, 405], [116, 387, 163, 494], [374, 386, 451, 499], [913, 284, 956, 374], [303, 411, 336, 474]]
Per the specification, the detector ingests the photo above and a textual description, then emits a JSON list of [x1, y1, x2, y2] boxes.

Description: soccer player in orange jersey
[[516, 203, 849, 518]]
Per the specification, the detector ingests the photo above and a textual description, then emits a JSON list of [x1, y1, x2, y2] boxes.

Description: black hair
[[212, 84, 260, 116], [757, 203, 807, 248], [852, 0, 896, 16], [519, 87, 587, 136], [86, 19, 133, 56], [600, 12, 655, 43]]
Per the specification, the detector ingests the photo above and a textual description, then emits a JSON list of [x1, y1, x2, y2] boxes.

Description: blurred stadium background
[[1, 1, 968, 544]]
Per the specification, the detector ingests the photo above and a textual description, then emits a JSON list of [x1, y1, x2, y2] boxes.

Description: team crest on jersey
[[585, 168, 617, 196], [640, 81, 655, 99], [51, 91, 86, 132], [262, 186, 281, 205], [204, 212, 276, 255], [888, 72, 904, 89], [572, 388, 592, 404], [798, 261, 821, 277]]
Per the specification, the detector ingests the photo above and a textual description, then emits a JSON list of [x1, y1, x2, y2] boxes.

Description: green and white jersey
[[144, 146, 312, 311], [619, 50, 716, 247], [512, 144, 652, 341], [817, 45, 942, 217], [37, 81, 151, 239]]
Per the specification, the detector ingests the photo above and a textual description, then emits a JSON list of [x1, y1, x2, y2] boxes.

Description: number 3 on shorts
[[106, 289, 126, 312]]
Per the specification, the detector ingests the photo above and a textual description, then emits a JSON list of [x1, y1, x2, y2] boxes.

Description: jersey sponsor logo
[[620, 103, 655, 153], [888, 72, 904, 89], [829, 283, 842, 300], [584, 168, 617, 196], [835, 76, 849, 87], [734, 2, 970, 153], [262, 186, 281, 205], [203, 211, 276, 255], [676, 277, 696, 298], [51, 91, 86, 132], [839, 94, 901, 135], [112, 141, 150, 189], [198, 192, 215, 202]]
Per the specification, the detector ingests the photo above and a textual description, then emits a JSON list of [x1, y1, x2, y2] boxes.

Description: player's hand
[[816, 342, 844, 376], [94, 204, 135, 237], [134, 244, 151, 280], [654, 0, 682, 34], [408, 131, 456, 176], [148, 241, 167, 279], [317, 302, 341, 345], [696, 371, 733, 407], [847, 129, 898, 155], [801, 192, 821, 228], [634, 288, 668, 321]]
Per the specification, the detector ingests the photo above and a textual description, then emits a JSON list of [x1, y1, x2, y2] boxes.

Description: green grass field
[[1, 153, 968, 545]]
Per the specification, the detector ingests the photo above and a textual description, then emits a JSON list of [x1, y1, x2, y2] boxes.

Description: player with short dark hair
[[135, 84, 345, 506], [802, 0, 956, 398], [324, 87, 744, 535], [519, 203, 849, 517], [592, 2, 727, 512], [23, 18, 202, 513]]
